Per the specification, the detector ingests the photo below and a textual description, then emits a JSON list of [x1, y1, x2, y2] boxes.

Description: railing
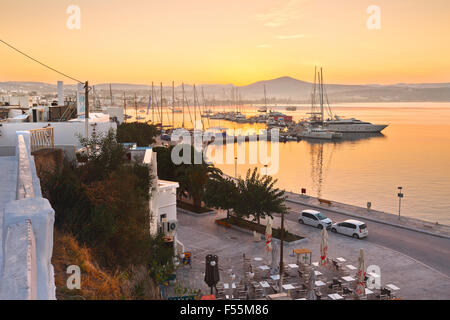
[[29, 127, 54, 152]]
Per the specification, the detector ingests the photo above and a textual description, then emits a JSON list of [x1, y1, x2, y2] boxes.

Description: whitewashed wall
[[0, 132, 56, 300]]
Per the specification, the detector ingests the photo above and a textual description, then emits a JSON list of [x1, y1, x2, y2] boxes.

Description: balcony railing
[[29, 127, 54, 152]]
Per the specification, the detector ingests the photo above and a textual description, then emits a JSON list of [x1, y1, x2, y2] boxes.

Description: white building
[[140, 148, 182, 254]]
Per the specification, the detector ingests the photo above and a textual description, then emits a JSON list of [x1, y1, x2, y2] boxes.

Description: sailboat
[[300, 68, 342, 140], [257, 84, 268, 113]]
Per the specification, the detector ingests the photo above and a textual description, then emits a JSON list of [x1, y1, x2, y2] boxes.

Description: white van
[[331, 219, 368, 239], [298, 210, 332, 229]]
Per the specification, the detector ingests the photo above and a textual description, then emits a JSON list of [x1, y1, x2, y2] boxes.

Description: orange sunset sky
[[1, 0, 449, 85]]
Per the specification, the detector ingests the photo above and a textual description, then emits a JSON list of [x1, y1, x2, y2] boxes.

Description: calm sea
[[131, 102, 450, 224]]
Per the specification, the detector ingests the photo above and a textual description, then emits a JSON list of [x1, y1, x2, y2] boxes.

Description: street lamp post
[[234, 157, 238, 178], [264, 164, 268, 176], [397, 187, 404, 219]]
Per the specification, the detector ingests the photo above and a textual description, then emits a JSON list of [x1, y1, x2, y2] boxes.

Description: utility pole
[[279, 211, 285, 292], [84, 81, 89, 142]]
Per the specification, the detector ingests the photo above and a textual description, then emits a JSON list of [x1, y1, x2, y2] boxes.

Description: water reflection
[[301, 132, 386, 145]]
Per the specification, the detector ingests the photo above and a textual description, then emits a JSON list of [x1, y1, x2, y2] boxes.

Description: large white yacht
[[325, 116, 388, 133]]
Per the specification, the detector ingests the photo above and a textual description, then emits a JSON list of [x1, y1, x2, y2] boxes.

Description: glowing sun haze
[[1, 0, 449, 85]]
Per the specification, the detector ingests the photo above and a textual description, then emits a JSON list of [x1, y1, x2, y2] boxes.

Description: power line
[[0, 38, 84, 84]]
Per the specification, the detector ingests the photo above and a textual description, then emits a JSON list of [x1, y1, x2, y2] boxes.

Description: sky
[[1, 0, 450, 86]]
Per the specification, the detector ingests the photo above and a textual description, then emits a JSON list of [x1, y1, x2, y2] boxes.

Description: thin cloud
[[257, 44, 271, 48], [256, 0, 306, 28], [276, 34, 305, 40]]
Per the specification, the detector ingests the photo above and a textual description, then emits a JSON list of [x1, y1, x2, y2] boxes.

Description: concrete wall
[[0, 121, 117, 148], [0, 132, 56, 300]]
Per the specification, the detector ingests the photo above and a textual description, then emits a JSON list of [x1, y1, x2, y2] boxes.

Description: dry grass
[[53, 230, 125, 300], [52, 230, 161, 300]]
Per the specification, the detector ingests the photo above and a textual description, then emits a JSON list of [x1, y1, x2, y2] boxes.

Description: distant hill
[[1, 77, 449, 102]]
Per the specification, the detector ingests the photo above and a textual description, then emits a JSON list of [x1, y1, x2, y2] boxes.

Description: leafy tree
[[116, 122, 159, 147], [203, 175, 239, 219], [234, 168, 287, 224], [77, 129, 127, 183]]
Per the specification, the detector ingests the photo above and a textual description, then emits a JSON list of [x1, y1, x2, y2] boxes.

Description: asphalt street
[[282, 201, 450, 277]]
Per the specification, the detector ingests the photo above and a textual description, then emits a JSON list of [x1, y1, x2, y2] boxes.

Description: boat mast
[[202, 86, 210, 127], [110, 84, 113, 106], [151, 82, 155, 124], [123, 92, 127, 123], [193, 84, 197, 125], [160, 82, 163, 127], [172, 81, 175, 128], [320, 67, 324, 125], [134, 93, 138, 121], [182, 83, 185, 128], [264, 84, 267, 111]]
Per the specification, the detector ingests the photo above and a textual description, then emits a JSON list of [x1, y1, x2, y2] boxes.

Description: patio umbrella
[[307, 269, 317, 300], [319, 227, 328, 266], [355, 249, 366, 296], [265, 217, 273, 252]]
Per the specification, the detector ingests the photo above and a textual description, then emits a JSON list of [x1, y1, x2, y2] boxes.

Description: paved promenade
[[176, 209, 450, 300]]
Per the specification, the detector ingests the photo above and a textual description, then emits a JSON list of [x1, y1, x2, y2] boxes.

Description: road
[[280, 201, 450, 277]]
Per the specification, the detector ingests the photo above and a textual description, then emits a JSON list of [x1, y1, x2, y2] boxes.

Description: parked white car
[[298, 210, 333, 229], [331, 219, 368, 239]]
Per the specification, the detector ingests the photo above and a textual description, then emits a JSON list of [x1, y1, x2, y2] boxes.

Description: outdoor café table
[[224, 283, 230, 289], [342, 276, 356, 282], [270, 274, 280, 280], [296, 298, 307, 300], [315, 281, 326, 287], [282, 284, 295, 290], [254, 257, 263, 262], [288, 264, 299, 269], [293, 248, 312, 265], [314, 271, 322, 276], [312, 262, 319, 267], [258, 265, 270, 270], [336, 257, 346, 262], [365, 288, 374, 295], [386, 284, 400, 291], [328, 293, 344, 300], [260, 281, 270, 288], [346, 264, 357, 270]]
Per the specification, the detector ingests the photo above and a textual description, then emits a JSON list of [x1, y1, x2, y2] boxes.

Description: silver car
[[298, 210, 332, 229]]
